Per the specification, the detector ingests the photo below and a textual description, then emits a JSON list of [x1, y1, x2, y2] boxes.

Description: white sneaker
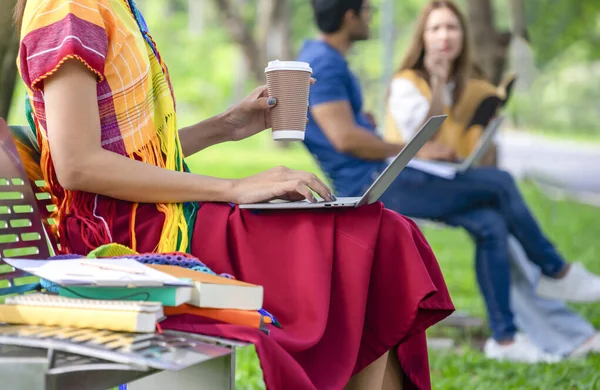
[[484, 334, 562, 364], [570, 332, 600, 359], [536, 263, 600, 303]]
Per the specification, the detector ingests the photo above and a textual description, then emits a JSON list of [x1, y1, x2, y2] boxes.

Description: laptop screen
[[358, 115, 447, 207]]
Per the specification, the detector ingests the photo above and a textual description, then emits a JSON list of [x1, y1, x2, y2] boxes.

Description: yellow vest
[[384, 70, 501, 159]]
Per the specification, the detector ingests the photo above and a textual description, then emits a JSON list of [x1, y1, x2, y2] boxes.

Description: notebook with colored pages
[[148, 265, 264, 311], [1, 293, 163, 333]]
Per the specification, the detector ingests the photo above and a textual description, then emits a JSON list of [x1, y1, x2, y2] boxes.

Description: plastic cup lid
[[265, 60, 313, 73]]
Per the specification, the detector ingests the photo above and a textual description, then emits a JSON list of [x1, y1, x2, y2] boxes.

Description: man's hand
[[417, 141, 457, 162], [363, 112, 377, 129]]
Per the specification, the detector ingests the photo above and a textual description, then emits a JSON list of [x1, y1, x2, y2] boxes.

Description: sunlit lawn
[[187, 133, 600, 389]]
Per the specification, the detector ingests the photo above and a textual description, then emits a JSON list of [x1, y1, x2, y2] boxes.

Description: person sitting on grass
[[12, 0, 454, 389]]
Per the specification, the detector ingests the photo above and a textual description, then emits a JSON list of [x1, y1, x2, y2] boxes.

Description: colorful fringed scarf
[[17, 0, 198, 254]]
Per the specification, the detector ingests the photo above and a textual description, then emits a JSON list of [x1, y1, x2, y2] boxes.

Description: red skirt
[[65, 201, 454, 390]]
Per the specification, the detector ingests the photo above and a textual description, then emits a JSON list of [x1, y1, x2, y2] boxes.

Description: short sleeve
[[19, 0, 110, 91], [309, 60, 350, 106], [388, 78, 430, 141]]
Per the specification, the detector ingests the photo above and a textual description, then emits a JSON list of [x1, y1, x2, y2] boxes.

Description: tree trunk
[[266, 0, 293, 149], [166, 0, 187, 17], [211, 0, 293, 84], [211, 0, 266, 83], [466, 0, 510, 85], [211, 0, 295, 148], [0, 0, 19, 120], [266, 0, 293, 61], [509, 0, 527, 39], [255, 0, 277, 63], [188, 0, 205, 36]]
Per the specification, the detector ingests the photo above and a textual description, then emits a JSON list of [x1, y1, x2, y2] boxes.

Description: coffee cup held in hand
[[265, 60, 313, 141]]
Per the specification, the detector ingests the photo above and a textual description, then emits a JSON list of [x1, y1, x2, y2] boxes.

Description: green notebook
[[58, 285, 192, 307]]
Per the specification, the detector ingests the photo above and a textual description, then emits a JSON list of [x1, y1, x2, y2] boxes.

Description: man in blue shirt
[[298, 0, 448, 197]]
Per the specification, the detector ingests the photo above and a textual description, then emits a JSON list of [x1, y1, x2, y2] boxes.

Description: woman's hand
[[424, 51, 450, 85], [229, 166, 335, 204], [224, 79, 316, 142], [224, 85, 276, 142]]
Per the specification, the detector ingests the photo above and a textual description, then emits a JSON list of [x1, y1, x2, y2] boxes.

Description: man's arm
[[311, 101, 404, 160]]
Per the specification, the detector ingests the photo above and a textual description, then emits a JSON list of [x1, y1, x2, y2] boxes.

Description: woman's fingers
[[275, 180, 316, 203], [286, 170, 333, 201], [308, 173, 335, 201], [264, 167, 334, 202], [293, 180, 317, 203]]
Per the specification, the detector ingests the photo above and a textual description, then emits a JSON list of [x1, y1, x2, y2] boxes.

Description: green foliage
[[526, 0, 600, 68], [505, 40, 600, 138]]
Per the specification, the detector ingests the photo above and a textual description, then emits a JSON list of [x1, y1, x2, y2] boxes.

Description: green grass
[[423, 184, 600, 389]]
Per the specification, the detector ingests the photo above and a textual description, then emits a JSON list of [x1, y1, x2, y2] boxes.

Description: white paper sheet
[[406, 159, 458, 179], [4, 258, 192, 287]]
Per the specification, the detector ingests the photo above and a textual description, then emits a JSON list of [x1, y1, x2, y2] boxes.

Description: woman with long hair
[[11, 0, 455, 389], [384, 0, 600, 363]]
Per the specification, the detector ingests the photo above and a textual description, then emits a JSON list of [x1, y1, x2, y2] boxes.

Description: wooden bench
[[0, 118, 248, 390]]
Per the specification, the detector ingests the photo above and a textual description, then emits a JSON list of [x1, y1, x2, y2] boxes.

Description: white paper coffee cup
[[265, 60, 313, 141]]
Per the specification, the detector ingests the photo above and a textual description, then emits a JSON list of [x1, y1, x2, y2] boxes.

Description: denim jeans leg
[[445, 208, 517, 341], [457, 168, 567, 277], [508, 235, 595, 355]]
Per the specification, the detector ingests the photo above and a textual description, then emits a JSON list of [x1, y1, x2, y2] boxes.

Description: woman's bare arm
[[43, 59, 235, 204], [177, 114, 231, 157], [43, 59, 333, 204]]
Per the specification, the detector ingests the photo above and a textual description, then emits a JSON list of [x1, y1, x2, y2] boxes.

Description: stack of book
[[0, 258, 273, 333]]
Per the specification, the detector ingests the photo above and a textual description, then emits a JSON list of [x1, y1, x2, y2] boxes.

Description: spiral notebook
[[0, 293, 163, 333]]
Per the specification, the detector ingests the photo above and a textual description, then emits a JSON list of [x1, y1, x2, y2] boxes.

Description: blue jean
[[507, 236, 595, 356], [377, 167, 567, 341]]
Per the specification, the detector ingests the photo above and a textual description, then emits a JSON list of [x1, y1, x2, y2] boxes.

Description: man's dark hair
[[311, 0, 364, 33]]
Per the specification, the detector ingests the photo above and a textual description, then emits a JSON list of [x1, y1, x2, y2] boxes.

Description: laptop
[[239, 115, 447, 210], [407, 115, 504, 178]]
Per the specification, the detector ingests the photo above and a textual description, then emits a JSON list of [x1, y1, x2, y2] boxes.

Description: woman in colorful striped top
[[13, 0, 454, 389]]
